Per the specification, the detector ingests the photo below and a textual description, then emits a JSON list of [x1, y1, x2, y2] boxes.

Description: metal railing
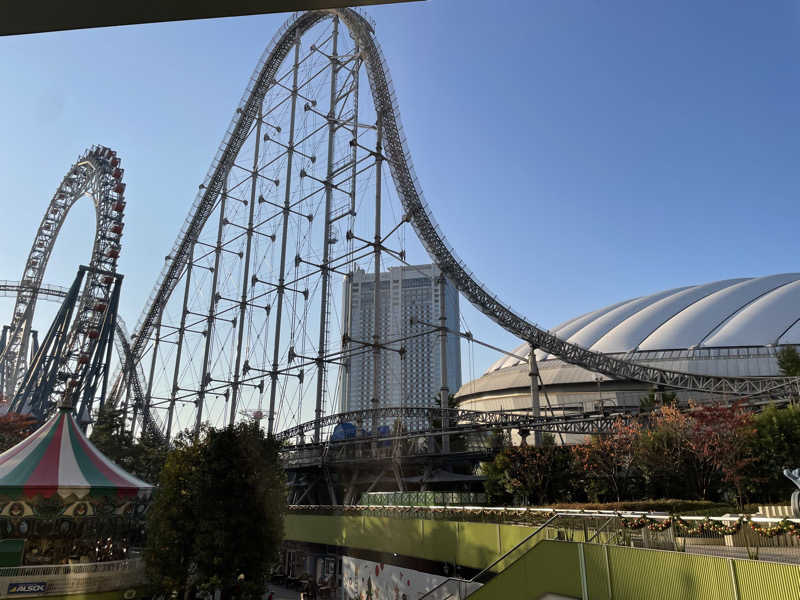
[[0, 557, 143, 578], [291, 505, 800, 565], [472, 514, 558, 582], [418, 577, 481, 600]]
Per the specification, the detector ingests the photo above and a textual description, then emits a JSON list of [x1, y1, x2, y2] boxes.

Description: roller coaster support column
[[13, 268, 85, 419], [0, 326, 7, 396], [144, 316, 161, 434], [438, 274, 450, 453], [230, 103, 262, 427], [198, 178, 227, 432], [96, 273, 122, 415], [370, 108, 383, 443], [267, 33, 300, 437], [528, 350, 543, 446], [314, 16, 339, 444], [170, 250, 193, 438]]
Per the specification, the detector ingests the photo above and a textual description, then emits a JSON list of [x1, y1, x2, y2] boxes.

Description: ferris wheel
[[0, 146, 127, 420]]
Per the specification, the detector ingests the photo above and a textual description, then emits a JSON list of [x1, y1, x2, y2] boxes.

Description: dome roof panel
[[566, 286, 691, 351], [778, 320, 800, 345], [639, 273, 800, 350], [537, 298, 636, 361], [486, 342, 529, 373], [590, 278, 746, 354], [703, 278, 800, 347], [550, 298, 634, 341], [481, 273, 800, 376]]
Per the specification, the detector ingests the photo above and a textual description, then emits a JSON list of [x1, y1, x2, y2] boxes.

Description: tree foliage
[[482, 434, 577, 505], [572, 418, 642, 502], [750, 405, 800, 501], [482, 403, 791, 508], [0, 412, 38, 453], [145, 422, 286, 600], [89, 405, 166, 484], [777, 346, 800, 377], [687, 404, 756, 508], [636, 405, 695, 499]]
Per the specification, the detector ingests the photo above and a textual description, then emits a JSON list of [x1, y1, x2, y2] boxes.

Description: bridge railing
[[0, 558, 145, 599], [289, 505, 800, 564]]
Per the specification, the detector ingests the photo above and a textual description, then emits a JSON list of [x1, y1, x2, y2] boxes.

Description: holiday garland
[[287, 505, 800, 538], [749, 519, 800, 538]]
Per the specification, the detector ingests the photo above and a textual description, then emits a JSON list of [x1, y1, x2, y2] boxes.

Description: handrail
[[418, 514, 559, 600], [0, 558, 142, 578], [289, 504, 799, 525], [469, 514, 559, 582], [587, 516, 617, 543], [419, 577, 472, 600]]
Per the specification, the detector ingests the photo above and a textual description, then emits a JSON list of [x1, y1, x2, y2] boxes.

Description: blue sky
[[0, 0, 798, 381]]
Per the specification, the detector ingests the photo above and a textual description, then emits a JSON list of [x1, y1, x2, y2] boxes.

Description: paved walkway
[[265, 584, 300, 600]]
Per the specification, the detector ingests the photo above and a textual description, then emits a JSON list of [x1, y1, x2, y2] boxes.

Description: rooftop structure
[[457, 273, 800, 417]]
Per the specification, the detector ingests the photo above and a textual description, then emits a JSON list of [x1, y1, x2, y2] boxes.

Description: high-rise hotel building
[[340, 264, 461, 427]]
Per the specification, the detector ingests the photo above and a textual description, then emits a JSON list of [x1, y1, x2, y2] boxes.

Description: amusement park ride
[[0, 8, 797, 504]]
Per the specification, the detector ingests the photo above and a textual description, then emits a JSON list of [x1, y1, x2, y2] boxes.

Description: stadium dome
[[455, 273, 800, 416]]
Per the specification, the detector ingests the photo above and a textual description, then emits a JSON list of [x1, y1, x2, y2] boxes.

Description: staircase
[[419, 515, 559, 600]]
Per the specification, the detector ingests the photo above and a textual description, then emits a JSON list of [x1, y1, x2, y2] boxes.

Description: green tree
[[636, 405, 695, 499], [145, 422, 286, 600], [89, 405, 166, 484], [777, 346, 800, 376], [480, 451, 514, 505], [573, 418, 643, 502], [484, 435, 577, 505], [144, 431, 202, 599], [750, 405, 800, 502], [90, 406, 133, 461], [688, 404, 756, 509]]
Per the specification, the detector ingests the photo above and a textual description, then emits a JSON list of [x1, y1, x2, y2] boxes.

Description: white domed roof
[[485, 273, 800, 375]]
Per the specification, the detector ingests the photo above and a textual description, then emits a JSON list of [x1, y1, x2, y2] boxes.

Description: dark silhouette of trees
[[145, 421, 286, 600]]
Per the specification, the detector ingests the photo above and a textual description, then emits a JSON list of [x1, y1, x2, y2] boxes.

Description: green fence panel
[[468, 540, 581, 600], [455, 522, 502, 570], [734, 557, 800, 600], [285, 514, 348, 546], [285, 514, 800, 600], [584, 543, 611, 600], [285, 515, 533, 570], [607, 545, 733, 600], [423, 519, 459, 564]]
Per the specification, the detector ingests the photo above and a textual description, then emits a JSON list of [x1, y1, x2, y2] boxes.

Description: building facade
[[340, 264, 461, 428]]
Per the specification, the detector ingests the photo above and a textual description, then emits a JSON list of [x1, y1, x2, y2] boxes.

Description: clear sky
[[0, 0, 798, 382]]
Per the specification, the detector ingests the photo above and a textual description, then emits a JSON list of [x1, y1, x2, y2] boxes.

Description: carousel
[[0, 405, 152, 567]]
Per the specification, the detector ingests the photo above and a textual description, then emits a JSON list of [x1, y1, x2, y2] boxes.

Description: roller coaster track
[[122, 8, 799, 434], [276, 395, 791, 448], [0, 146, 128, 416], [275, 406, 621, 444]]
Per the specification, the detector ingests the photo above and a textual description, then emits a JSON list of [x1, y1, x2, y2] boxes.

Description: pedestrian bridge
[[284, 506, 800, 599]]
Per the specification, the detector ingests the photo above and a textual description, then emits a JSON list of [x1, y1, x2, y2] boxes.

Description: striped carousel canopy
[[0, 408, 153, 500]]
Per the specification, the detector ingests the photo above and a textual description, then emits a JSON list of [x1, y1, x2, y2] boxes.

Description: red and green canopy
[[0, 408, 153, 500]]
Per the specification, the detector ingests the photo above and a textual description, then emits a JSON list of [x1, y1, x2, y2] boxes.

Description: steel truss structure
[[281, 398, 790, 503], [0, 146, 130, 419], [0, 280, 158, 434], [11, 266, 123, 421], [107, 8, 800, 442]]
